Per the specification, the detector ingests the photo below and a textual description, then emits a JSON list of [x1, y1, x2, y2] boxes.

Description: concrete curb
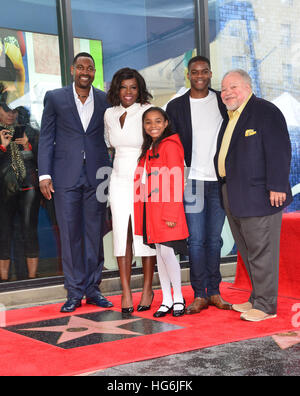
[[0, 262, 237, 310]]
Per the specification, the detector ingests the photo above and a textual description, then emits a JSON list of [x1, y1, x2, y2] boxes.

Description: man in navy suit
[[215, 69, 292, 322], [38, 53, 113, 313]]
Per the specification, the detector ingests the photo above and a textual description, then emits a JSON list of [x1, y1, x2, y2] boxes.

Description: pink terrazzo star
[[22, 316, 143, 344], [272, 331, 300, 350]]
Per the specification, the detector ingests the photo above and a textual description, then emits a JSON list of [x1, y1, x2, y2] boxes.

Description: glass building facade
[[0, 0, 299, 290]]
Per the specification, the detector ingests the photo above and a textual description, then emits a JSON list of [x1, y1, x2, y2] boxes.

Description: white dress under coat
[[104, 102, 156, 257]]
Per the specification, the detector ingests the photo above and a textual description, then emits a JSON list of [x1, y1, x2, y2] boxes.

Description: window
[[71, 0, 195, 270], [232, 56, 247, 70], [0, 0, 195, 282], [281, 24, 291, 47], [0, 1, 63, 282], [209, 0, 300, 218], [281, 0, 293, 6], [283, 63, 293, 90], [71, 0, 195, 105]]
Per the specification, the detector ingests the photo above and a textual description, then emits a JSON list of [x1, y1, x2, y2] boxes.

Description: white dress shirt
[[39, 83, 94, 181], [73, 82, 94, 132]]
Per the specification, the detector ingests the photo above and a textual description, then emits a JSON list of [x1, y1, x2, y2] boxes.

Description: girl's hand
[[166, 221, 176, 228], [0, 129, 13, 148], [14, 133, 29, 150]]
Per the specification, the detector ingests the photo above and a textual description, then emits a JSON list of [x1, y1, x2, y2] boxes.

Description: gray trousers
[[222, 185, 283, 315]]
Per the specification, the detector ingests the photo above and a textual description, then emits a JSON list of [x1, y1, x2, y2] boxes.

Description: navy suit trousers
[[54, 165, 106, 300]]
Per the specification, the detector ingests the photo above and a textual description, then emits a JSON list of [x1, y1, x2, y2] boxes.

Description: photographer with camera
[[0, 103, 40, 282]]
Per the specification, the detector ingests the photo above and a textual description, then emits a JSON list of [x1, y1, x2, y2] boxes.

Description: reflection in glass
[[0, 28, 63, 282], [208, 0, 300, 261], [209, 0, 300, 216], [71, 1, 196, 270]]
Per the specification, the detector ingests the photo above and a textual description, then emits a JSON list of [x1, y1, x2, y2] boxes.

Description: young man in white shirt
[[166, 56, 232, 314]]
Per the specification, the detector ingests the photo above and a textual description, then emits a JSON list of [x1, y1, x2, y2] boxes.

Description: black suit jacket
[[166, 88, 228, 167], [214, 94, 293, 218]]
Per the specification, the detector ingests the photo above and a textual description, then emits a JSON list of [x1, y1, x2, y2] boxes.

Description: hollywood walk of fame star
[[272, 331, 300, 350], [21, 316, 143, 345], [4, 311, 183, 350]]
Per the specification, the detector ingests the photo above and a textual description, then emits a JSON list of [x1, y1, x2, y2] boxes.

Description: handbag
[[0, 141, 26, 201], [0, 162, 22, 201]]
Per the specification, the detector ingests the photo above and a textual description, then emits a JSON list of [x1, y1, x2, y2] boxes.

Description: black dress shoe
[[86, 295, 114, 308], [153, 305, 173, 318], [137, 291, 154, 312], [60, 298, 82, 313], [172, 300, 186, 317], [122, 307, 134, 314]]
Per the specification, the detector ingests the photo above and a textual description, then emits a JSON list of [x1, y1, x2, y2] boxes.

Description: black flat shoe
[[122, 307, 134, 314], [137, 291, 154, 312], [153, 305, 173, 318], [172, 300, 186, 317], [60, 298, 82, 313]]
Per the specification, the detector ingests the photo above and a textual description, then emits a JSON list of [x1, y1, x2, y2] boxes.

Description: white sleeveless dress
[[104, 102, 156, 257]]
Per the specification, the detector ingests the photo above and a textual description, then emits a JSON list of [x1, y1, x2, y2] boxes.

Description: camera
[[12, 125, 26, 141], [0, 126, 13, 138]]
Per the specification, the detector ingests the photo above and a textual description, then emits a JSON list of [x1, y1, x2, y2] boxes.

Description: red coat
[[134, 133, 189, 244]]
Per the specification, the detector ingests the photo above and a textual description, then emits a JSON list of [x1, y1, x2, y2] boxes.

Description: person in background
[[166, 56, 232, 314], [105, 68, 156, 314], [0, 103, 40, 281], [215, 69, 292, 322]]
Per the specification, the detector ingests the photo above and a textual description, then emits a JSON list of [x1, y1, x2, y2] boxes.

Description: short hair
[[73, 52, 95, 66], [188, 55, 211, 71], [107, 68, 153, 106], [223, 69, 253, 88]]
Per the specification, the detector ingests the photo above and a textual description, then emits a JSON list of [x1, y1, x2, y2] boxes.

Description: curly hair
[[107, 68, 153, 106]]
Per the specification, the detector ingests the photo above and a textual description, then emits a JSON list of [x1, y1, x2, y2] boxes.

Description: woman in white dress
[[105, 68, 156, 313]]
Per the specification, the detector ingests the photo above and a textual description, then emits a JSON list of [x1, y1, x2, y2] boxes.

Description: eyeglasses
[[75, 65, 95, 73]]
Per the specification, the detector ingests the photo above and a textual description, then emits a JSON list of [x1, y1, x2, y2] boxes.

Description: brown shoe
[[186, 297, 209, 315], [208, 294, 232, 310]]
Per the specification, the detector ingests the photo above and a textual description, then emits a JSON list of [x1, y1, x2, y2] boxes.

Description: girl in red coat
[[134, 107, 189, 318]]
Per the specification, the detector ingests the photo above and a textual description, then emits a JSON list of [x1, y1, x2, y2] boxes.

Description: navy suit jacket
[[214, 94, 293, 218], [38, 85, 110, 189], [166, 88, 228, 167]]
